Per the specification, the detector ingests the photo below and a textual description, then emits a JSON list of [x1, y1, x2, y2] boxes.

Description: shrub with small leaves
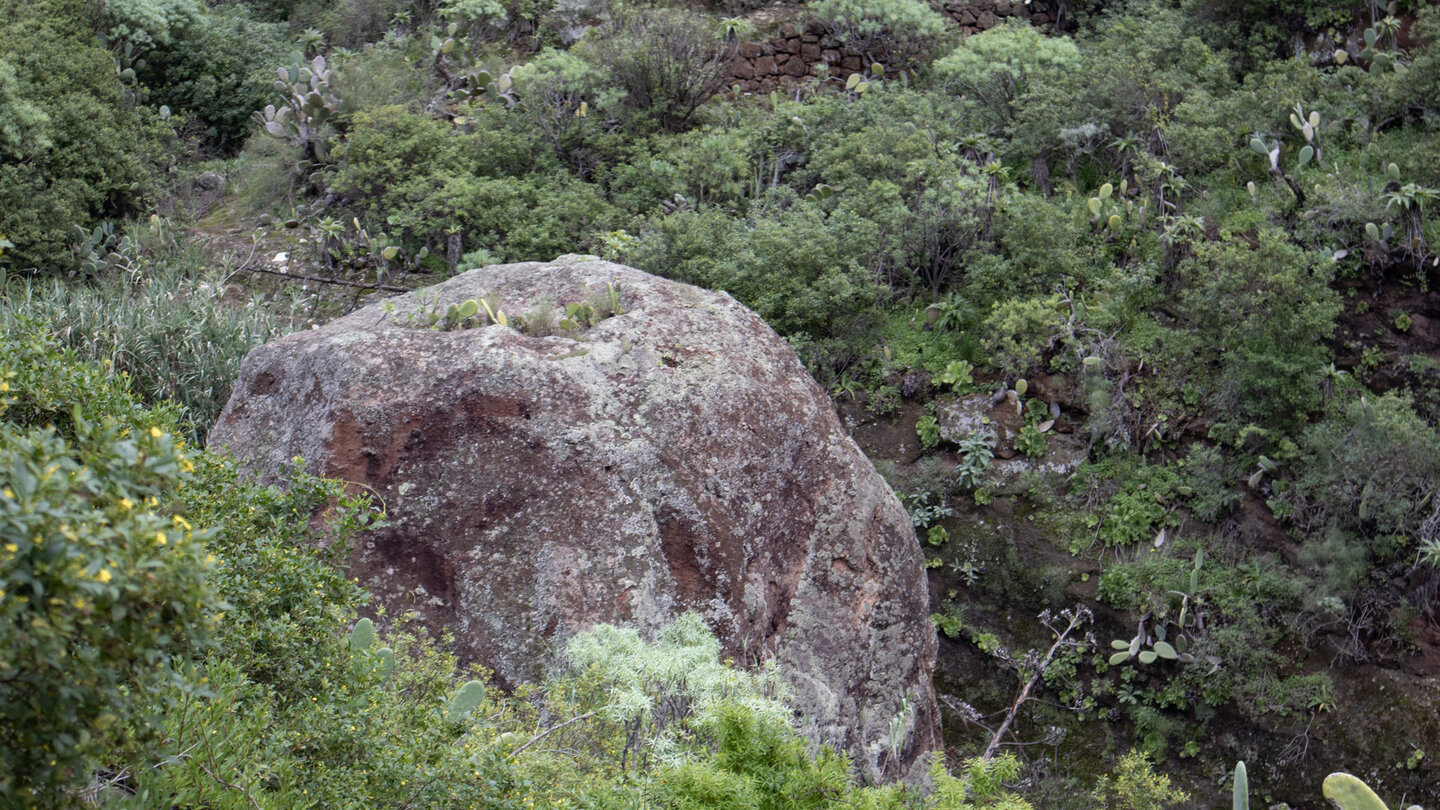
[[0, 323, 220, 804]]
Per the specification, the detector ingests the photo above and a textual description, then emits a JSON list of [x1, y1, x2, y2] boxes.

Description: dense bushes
[[1284, 394, 1440, 596], [0, 0, 173, 273], [587, 6, 734, 133], [809, 0, 951, 68], [0, 323, 219, 803], [137, 4, 291, 152], [1177, 230, 1339, 433]]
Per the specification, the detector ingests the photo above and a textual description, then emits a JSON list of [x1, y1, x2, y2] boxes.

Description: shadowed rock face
[[209, 255, 938, 782]]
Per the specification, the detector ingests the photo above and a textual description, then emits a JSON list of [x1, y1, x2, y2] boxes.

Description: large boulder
[[208, 255, 938, 781]]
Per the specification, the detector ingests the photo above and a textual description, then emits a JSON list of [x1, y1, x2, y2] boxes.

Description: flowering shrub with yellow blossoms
[[0, 323, 220, 803]]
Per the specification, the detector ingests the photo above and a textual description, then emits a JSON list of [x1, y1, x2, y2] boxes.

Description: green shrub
[[565, 614, 791, 759], [1180, 0, 1355, 69], [0, 323, 220, 804], [138, 4, 290, 152], [1178, 230, 1338, 434], [99, 0, 205, 50], [1285, 394, 1440, 579], [962, 193, 1095, 307], [655, 704, 861, 810], [630, 190, 881, 338], [809, 0, 950, 68], [508, 47, 624, 173], [1091, 751, 1190, 810], [334, 106, 618, 262], [585, 6, 732, 133], [934, 21, 1081, 133], [332, 104, 471, 219], [979, 294, 1066, 376], [0, 0, 175, 273], [1080, 461, 1182, 548]]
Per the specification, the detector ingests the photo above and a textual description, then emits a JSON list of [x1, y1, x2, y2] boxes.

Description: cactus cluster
[[844, 63, 884, 97], [1357, 22, 1397, 72], [450, 68, 516, 108], [805, 183, 840, 205], [406, 283, 624, 336], [348, 618, 395, 682], [1109, 551, 1220, 671], [430, 296, 502, 330], [1232, 763, 1423, 810], [1233, 761, 1248, 810], [1246, 104, 1323, 207], [425, 21, 520, 112], [1086, 181, 1140, 232], [253, 55, 341, 174], [1249, 104, 1320, 171]]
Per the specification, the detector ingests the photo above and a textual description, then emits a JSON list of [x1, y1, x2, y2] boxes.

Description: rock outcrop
[[209, 255, 938, 782]]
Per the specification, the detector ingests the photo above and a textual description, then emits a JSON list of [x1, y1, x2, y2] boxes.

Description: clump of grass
[[2, 260, 302, 441]]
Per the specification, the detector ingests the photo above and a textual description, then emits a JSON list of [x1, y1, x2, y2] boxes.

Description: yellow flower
[[0, 381, 8, 392], [146, 497, 158, 507], [173, 515, 192, 531], [97, 569, 112, 583], [149, 426, 164, 439], [155, 532, 167, 546], [2, 488, 12, 499], [118, 498, 134, 511], [179, 457, 194, 473], [4, 544, 16, 554]]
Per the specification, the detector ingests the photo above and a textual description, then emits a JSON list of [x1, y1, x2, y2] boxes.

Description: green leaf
[[1250, 138, 1269, 156]]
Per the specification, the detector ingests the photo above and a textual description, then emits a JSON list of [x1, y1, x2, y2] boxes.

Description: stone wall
[[725, 0, 1066, 93]]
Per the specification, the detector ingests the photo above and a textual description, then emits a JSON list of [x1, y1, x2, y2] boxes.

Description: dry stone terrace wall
[[725, 1, 1067, 93]]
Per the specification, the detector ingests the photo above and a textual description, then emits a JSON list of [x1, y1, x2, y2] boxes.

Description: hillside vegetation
[[2, 0, 1439, 805]]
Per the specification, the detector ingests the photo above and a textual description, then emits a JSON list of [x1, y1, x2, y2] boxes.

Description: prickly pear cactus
[[1322, 773, 1389, 810], [349, 617, 375, 651], [447, 680, 487, 722]]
